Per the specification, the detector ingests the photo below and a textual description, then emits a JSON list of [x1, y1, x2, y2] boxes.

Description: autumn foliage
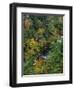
[[22, 14, 63, 75]]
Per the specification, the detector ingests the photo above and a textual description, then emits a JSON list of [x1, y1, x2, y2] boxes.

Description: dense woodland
[[22, 14, 63, 75]]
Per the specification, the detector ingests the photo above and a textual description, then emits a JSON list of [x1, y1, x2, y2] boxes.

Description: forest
[[22, 14, 63, 75]]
